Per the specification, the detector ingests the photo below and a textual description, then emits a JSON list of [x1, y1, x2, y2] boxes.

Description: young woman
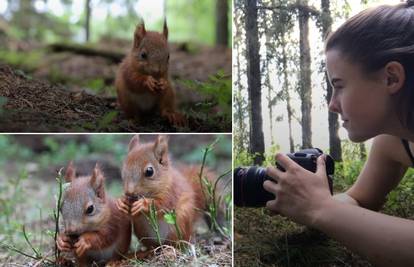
[[263, 1, 414, 266]]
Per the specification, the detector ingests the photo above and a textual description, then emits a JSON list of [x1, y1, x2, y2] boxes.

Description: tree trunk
[[321, 0, 342, 161], [245, 0, 265, 165], [262, 8, 275, 146], [216, 0, 229, 46], [298, 0, 312, 149], [281, 31, 295, 153], [85, 0, 91, 42]]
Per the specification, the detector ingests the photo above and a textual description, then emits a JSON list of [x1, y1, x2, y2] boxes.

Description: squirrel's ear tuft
[[163, 19, 168, 40], [134, 22, 146, 48], [154, 135, 169, 165], [91, 163, 105, 200], [64, 161, 76, 182], [128, 135, 140, 152]]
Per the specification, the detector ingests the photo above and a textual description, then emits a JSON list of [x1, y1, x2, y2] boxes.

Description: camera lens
[[234, 166, 276, 207], [234, 149, 335, 208]]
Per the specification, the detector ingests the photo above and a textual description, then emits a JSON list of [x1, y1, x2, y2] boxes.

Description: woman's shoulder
[[371, 135, 413, 168]]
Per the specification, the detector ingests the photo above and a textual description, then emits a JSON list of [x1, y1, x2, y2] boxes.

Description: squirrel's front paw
[[144, 76, 159, 92], [56, 233, 73, 252], [131, 197, 153, 216], [157, 79, 169, 92], [116, 197, 130, 214], [74, 236, 91, 257]]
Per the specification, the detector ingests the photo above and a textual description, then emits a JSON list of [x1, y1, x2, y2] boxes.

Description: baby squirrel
[[115, 20, 186, 126], [57, 162, 131, 267], [116, 135, 215, 249]]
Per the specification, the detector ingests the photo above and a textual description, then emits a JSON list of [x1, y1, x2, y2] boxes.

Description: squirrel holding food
[[56, 162, 131, 267], [116, 135, 218, 250], [115, 20, 186, 127]]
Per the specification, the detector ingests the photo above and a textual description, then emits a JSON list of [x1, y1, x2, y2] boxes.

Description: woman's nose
[[328, 96, 341, 114]]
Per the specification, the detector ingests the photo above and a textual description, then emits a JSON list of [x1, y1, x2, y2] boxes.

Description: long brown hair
[[325, 1, 414, 131]]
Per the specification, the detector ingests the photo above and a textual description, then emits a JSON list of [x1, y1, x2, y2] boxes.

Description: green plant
[[0, 170, 54, 264], [198, 137, 232, 238], [164, 210, 183, 241], [142, 200, 162, 247], [181, 70, 231, 121], [0, 170, 28, 241], [97, 111, 118, 130], [0, 49, 43, 71], [384, 169, 414, 218], [53, 168, 65, 262]]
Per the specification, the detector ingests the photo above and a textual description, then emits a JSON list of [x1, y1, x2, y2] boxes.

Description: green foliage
[[198, 138, 232, 238], [54, 169, 64, 261], [0, 170, 28, 242], [234, 144, 280, 168], [167, 0, 216, 45], [333, 141, 366, 191], [181, 70, 232, 123], [0, 136, 33, 166], [143, 200, 162, 246], [181, 135, 231, 167], [164, 210, 183, 242], [384, 169, 414, 218], [97, 111, 118, 131], [0, 49, 43, 71], [88, 135, 127, 164], [85, 78, 105, 92], [234, 150, 255, 167], [37, 137, 89, 167]]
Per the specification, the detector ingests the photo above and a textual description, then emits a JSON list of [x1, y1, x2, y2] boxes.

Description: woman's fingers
[[263, 179, 279, 195], [275, 153, 299, 171], [315, 154, 327, 177], [266, 166, 282, 182]]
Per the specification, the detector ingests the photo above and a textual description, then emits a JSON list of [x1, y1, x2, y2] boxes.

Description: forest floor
[[234, 207, 373, 267], [0, 39, 231, 132]]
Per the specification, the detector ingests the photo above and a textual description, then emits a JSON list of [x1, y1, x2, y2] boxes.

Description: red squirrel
[[115, 20, 186, 127], [56, 162, 131, 267], [116, 135, 216, 250]]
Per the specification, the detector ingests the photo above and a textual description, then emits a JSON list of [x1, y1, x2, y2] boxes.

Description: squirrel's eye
[[145, 166, 154, 177], [140, 52, 147, 60], [85, 205, 94, 215], [167, 54, 170, 61]]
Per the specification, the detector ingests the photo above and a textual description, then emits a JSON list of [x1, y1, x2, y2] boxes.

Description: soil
[[0, 42, 231, 133], [234, 208, 372, 267]]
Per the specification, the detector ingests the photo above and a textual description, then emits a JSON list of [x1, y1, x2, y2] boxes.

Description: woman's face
[[326, 49, 394, 142]]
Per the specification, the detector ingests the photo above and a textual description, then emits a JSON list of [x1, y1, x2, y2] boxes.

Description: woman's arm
[[263, 135, 412, 267], [345, 135, 408, 210], [313, 198, 414, 267]]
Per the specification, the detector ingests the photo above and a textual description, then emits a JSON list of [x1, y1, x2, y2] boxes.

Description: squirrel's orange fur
[[115, 21, 186, 126], [116, 135, 215, 250], [57, 162, 131, 267]]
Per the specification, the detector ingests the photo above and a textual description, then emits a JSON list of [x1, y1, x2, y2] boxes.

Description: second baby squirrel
[[115, 20, 186, 127], [56, 162, 131, 267], [116, 135, 216, 249]]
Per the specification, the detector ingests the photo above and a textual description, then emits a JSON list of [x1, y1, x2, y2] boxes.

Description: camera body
[[234, 148, 334, 207]]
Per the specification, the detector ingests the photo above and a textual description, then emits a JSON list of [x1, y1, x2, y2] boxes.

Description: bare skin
[[264, 48, 414, 267]]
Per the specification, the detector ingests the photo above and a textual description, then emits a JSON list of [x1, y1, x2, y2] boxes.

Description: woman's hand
[[263, 153, 333, 226]]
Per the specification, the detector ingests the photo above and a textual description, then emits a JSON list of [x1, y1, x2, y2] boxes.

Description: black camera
[[234, 148, 334, 207]]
